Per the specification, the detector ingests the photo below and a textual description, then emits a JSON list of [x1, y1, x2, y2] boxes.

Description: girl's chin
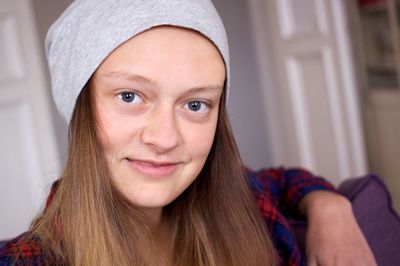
[[125, 193, 176, 210]]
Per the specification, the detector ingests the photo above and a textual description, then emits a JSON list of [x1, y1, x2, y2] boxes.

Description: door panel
[[286, 50, 341, 177], [276, 0, 327, 38]]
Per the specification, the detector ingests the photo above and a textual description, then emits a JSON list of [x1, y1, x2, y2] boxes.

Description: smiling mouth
[[126, 159, 180, 177]]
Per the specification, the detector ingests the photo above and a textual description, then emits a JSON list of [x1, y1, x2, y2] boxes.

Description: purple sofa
[[290, 173, 400, 266]]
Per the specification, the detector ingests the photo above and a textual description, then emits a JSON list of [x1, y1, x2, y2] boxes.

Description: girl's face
[[92, 26, 226, 220]]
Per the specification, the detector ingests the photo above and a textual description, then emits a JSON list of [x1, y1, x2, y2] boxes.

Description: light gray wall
[[212, 0, 272, 169], [31, 0, 72, 164], [31, 0, 273, 170]]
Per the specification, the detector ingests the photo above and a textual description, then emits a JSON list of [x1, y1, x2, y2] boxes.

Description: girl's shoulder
[[0, 232, 45, 265]]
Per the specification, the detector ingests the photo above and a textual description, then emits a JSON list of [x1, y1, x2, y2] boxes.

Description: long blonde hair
[[30, 83, 277, 265]]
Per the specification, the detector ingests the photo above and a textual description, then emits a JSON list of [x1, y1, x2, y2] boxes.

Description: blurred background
[[1, 0, 399, 239]]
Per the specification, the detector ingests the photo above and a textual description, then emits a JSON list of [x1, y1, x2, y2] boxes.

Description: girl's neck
[[149, 221, 173, 266], [142, 207, 163, 223]]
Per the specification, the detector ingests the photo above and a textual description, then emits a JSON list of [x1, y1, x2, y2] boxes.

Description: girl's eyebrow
[[101, 71, 223, 94], [101, 71, 158, 85], [180, 85, 223, 97]]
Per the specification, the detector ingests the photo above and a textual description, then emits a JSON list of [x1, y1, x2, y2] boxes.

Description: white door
[[248, 0, 367, 184], [0, 0, 60, 240]]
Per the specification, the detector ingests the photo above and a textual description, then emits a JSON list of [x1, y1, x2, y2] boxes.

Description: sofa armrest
[[289, 174, 400, 266]]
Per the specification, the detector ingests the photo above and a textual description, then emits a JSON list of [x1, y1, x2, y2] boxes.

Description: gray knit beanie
[[45, 0, 230, 123]]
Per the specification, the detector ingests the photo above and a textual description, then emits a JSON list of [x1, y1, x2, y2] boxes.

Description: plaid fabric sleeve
[[253, 183, 304, 266], [246, 166, 336, 215], [280, 167, 335, 213], [0, 232, 45, 266]]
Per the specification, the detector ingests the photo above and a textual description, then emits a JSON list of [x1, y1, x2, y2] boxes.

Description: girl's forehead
[[94, 26, 226, 84]]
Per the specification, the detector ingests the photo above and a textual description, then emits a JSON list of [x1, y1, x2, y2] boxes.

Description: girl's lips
[[126, 159, 179, 177]]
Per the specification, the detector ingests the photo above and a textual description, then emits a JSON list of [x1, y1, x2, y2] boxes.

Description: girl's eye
[[185, 101, 209, 113], [118, 91, 142, 104]]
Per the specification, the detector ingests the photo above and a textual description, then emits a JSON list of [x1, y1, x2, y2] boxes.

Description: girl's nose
[[141, 108, 180, 153]]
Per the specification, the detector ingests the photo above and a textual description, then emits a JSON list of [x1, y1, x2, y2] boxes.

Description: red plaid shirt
[[0, 167, 334, 265]]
